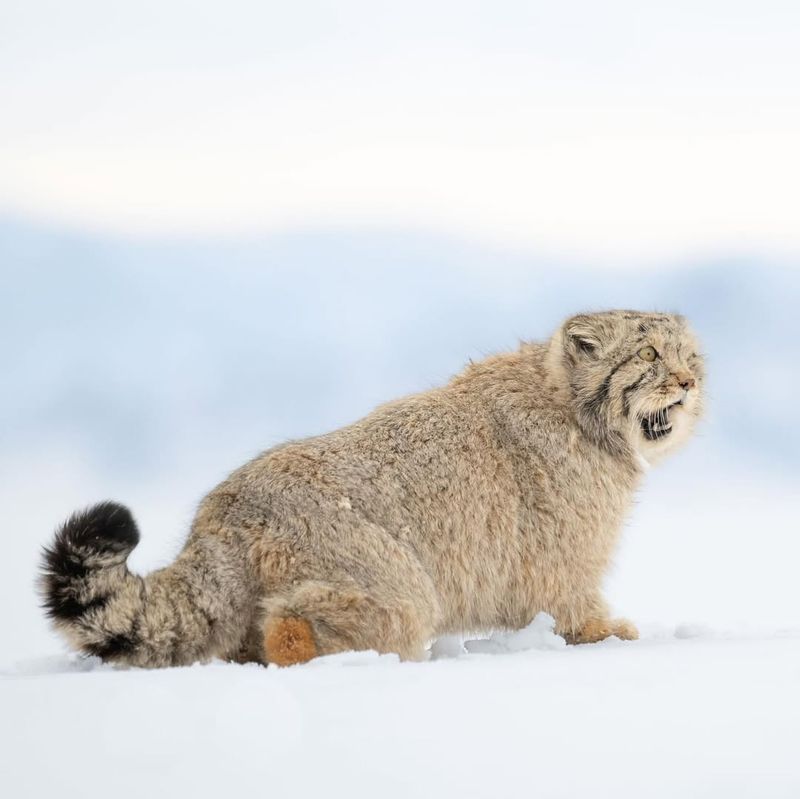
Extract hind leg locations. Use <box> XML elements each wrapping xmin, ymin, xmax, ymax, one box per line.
<box><xmin>263</xmin><ymin>575</ymin><xmax>438</xmax><ymax>665</ymax></box>
<box><xmin>261</xmin><ymin>522</ymin><xmax>441</xmax><ymax>667</ymax></box>
<box><xmin>259</xmin><ymin>511</ymin><xmax>442</xmax><ymax>666</ymax></box>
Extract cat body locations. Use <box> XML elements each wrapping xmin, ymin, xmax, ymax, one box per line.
<box><xmin>41</xmin><ymin>310</ymin><xmax>704</xmax><ymax>667</ymax></box>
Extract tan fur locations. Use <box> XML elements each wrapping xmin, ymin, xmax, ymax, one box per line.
<box><xmin>43</xmin><ymin>310</ymin><xmax>704</xmax><ymax>667</ymax></box>
<box><xmin>564</xmin><ymin>618</ymin><xmax>640</xmax><ymax>645</ymax></box>
<box><xmin>264</xmin><ymin>617</ymin><xmax>318</xmax><ymax>666</ymax></box>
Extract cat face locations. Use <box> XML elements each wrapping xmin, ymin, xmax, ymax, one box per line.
<box><xmin>560</xmin><ymin>311</ymin><xmax>705</xmax><ymax>461</ymax></box>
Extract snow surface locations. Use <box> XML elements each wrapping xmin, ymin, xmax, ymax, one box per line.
<box><xmin>2</xmin><ymin>225</ymin><xmax>798</xmax><ymax>796</ymax></box>
<box><xmin>3</xmin><ymin>614</ymin><xmax>799</xmax><ymax>799</ymax></box>
<box><xmin>2</xmin><ymin>445</ymin><xmax>798</xmax><ymax>799</ymax></box>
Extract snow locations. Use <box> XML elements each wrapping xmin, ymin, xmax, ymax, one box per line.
<box><xmin>430</xmin><ymin>614</ymin><xmax>567</xmax><ymax>659</ymax></box>
<box><xmin>2</xmin><ymin>465</ymin><xmax>798</xmax><ymax>798</ymax></box>
<box><xmin>3</xmin><ymin>620</ymin><xmax>799</xmax><ymax>799</ymax></box>
<box><xmin>1</xmin><ymin>225</ymin><xmax>798</xmax><ymax>796</ymax></box>
<box><xmin>462</xmin><ymin>612</ymin><xmax>567</xmax><ymax>655</ymax></box>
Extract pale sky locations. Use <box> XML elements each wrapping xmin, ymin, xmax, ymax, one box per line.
<box><xmin>2</xmin><ymin>1</ymin><xmax>799</xmax><ymax>257</ymax></box>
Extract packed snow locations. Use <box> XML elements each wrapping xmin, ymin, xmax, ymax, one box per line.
<box><xmin>3</xmin><ymin>614</ymin><xmax>799</xmax><ymax>799</ymax></box>
<box><xmin>2</xmin><ymin>407</ymin><xmax>798</xmax><ymax>799</ymax></box>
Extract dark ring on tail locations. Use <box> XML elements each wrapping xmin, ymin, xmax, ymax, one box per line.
<box><xmin>40</xmin><ymin>501</ymin><xmax>140</xmax><ymax>623</ymax></box>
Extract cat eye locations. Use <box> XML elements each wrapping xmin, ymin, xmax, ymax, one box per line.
<box><xmin>638</xmin><ymin>346</ymin><xmax>658</xmax><ymax>362</ymax></box>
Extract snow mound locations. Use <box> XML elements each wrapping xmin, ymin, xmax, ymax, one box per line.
<box><xmin>429</xmin><ymin>635</ymin><xmax>467</xmax><ymax>659</ymax></box>
<box><xmin>463</xmin><ymin>611</ymin><xmax>566</xmax><ymax>655</ymax></box>
<box><xmin>430</xmin><ymin>612</ymin><xmax>566</xmax><ymax>660</ymax></box>
<box><xmin>674</xmin><ymin>622</ymin><xmax>716</xmax><ymax>639</ymax></box>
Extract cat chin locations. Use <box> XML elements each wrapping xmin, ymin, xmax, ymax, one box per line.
<box><xmin>635</xmin><ymin>408</ymin><xmax>693</xmax><ymax>463</ymax></box>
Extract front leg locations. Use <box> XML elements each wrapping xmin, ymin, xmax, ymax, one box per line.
<box><xmin>562</xmin><ymin>617</ymin><xmax>639</xmax><ymax>644</ymax></box>
<box><xmin>553</xmin><ymin>594</ymin><xmax>639</xmax><ymax>644</ymax></box>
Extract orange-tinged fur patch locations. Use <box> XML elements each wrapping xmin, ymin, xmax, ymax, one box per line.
<box><xmin>264</xmin><ymin>616</ymin><xmax>317</xmax><ymax>666</ymax></box>
<box><xmin>565</xmin><ymin>618</ymin><xmax>639</xmax><ymax>645</ymax></box>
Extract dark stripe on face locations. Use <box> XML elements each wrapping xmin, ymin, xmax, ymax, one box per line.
<box><xmin>622</xmin><ymin>371</ymin><xmax>651</xmax><ymax>417</ymax></box>
<box><xmin>585</xmin><ymin>352</ymin><xmax>636</xmax><ymax>415</ymax></box>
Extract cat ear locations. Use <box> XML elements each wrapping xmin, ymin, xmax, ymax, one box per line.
<box><xmin>564</xmin><ymin>315</ymin><xmax>603</xmax><ymax>359</ymax></box>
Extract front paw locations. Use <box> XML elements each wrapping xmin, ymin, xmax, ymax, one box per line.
<box><xmin>608</xmin><ymin>618</ymin><xmax>639</xmax><ymax>641</ymax></box>
<box><xmin>564</xmin><ymin>617</ymin><xmax>639</xmax><ymax>644</ymax></box>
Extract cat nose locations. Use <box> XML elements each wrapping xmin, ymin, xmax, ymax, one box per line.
<box><xmin>676</xmin><ymin>373</ymin><xmax>696</xmax><ymax>390</ymax></box>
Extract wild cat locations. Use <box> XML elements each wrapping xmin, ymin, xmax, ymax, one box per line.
<box><xmin>41</xmin><ymin>310</ymin><xmax>704</xmax><ymax>667</ymax></box>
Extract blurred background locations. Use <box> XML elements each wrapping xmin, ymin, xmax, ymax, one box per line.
<box><xmin>2</xmin><ymin>1</ymin><xmax>798</xmax><ymax>660</ymax></box>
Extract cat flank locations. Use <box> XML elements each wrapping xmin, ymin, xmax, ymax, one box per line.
<box><xmin>41</xmin><ymin>310</ymin><xmax>704</xmax><ymax>668</ymax></box>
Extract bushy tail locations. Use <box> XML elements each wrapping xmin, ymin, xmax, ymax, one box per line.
<box><xmin>40</xmin><ymin>501</ymin><xmax>252</xmax><ymax>667</ymax></box>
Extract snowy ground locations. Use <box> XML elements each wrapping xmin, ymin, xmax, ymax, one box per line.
<box><xmin>2</xmin><ymin>236</ymin><xmax>799</xmax><ymax>796</ymax></box>
<box><xmin>3</xmin><ymin>615</ymin><xmax>800</xmax><ymax>799</ymax></box>
<box><xmin>2</xmin><ymin>459</ymin><xmax>799</xmax><ymax>798</ymax></box>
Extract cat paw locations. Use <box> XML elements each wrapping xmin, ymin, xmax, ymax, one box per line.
<box><xmin>608</xmin><ymin>618</ymin><xmax>639</xmax><ymax>641</ymax></box>
<box><xmin>564</xmin><ymin>617</ymin><xmax>639</xmax><ymax>644</ymax></box>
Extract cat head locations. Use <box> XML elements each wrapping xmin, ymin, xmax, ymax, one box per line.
<box><xmin>553</xmin><ymin>310</ymin><xmax>705</xmax><ymax>462</ymax></box>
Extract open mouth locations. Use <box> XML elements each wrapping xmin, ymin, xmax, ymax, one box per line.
<box><xmin>640</xmin><ymin>399</ymin><xmax>683</xmax><ymax>441</ymax></box>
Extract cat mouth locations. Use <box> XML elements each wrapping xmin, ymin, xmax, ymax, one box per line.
<box><xmin>640</xmin><ymin>399</ymin><xmax>683</xmax><ymax>441</ymax></box>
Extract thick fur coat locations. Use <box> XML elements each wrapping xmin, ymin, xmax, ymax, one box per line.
<box><xmin>41</xmin><ymin>310</ymin><xmax>704</xmax><ymax>667</ymax></box>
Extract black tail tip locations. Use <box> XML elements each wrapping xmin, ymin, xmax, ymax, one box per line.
<box><xmin>48</xmin><ymin>501</ymin><xmax>140</xmax><ymax>564</ymax></box>
<box><xmin>40</xmin><ymin>502</ymin><xmax>140</xmax><ymax>622</ymax></box>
